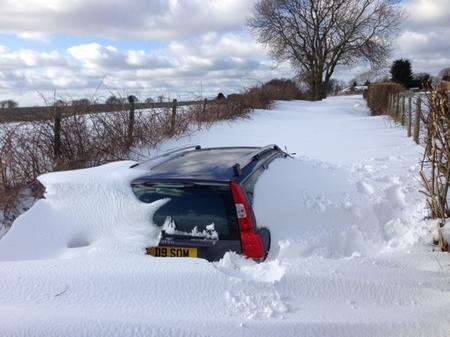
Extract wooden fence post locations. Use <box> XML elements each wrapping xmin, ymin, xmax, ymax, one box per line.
<box><xmin>413</xmin><ymin>97</ymin><xmax>421</xmax><ymax>144</ymax></box>
<box><xmin>53</xmin><ymin>106</ymin><xmax>62</xmax><ymax>165</ymax></box>
<box><xmin>407</xmin><ymin>97</ymin><xmax>412</xmax><ymax>137</ymax></box>
<box><xmin>390</xmin><ymin>94</ymin><xmax>394</xmax><ymax>114</ymax></box>
<box><xmin>202</xmin><ymin>98</ymin><xmax>207</xmax><ymax>114</ymax></box>
<box><xmin>387</xmin><ymin>94</ymin><xmax>392</xmax><ymax>115</ymax></box>
<box><xmin>200</xmin><ymin>98</ymin><xmax>207</xmax><ymax>121</ymax></box>
<box><xmin>171</xmin><ymin>99</ymin><xmax>177</xmax><ymax>134</ymax></box>
<box><xmin>390</xmin><ymin>93</ymin><xmax>396</xmax><ymax>116</ymax></box>
<box><xmin>395</xmin><ymin>93</ymin><xmax>400</xmax><ymax>120</ymax></box>
<box><xmin>127</xmin><ymin>95</ymin><xmax>135</xmax><ymax>146</ymax></box>
<box><xmin>401</xmin><ymin>96</ymin><xmax>406</xmax><ymax>126</ymax></box>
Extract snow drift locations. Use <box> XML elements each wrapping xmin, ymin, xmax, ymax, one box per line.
<box><xmin>0</xmin><ymin>161</ymin><xmax>167</xmax><ymax>261</ymax></box>
<box><xmin>0</xmin><ymin>155</ymin><xmax>424</xmax><ymax>263</ymax></box>
<box><xmin>0</xmin><ymin>96</ymin><xmax>449</xmax><ymax>337</ymax></box>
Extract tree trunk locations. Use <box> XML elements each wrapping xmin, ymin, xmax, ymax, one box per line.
<box><xmin>310</xmin><ymin>76</ymin><xmax>326</xmax><ymax>101</ymax></box>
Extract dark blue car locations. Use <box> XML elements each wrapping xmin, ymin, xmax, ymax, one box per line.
<box><xmin>130</xmin><ymin>145</ymin><xmax>288</xmax><ymax>261</ymax></box>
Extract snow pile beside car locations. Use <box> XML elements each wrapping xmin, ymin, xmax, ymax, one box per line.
<box><xmin>254</xmin><ymin>156</ymin><xmax>429</xmax><ymax>259</ymax></box>
<box><xmin>0</xmin><ymin>161</ymin><xmax>167</xmax><ymax>261</ymax></box>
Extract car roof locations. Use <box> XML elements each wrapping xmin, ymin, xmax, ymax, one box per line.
<box><xmin>131</xmin><ymin>146</ymin><xmax>281</xmax><ymax>182</ymax></box>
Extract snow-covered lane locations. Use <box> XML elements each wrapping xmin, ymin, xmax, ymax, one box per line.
<box><xmin>0</xmin><ymin>95</ymin><xmax>449</xmax><ymax>337</ymax></box>
<box><xmin>150</xmin><ymin>95</ymin><xmax>420</xmax><ymax>166</ymax></box>
<box><xmin>0</xmin><ymin>253</ymin><xmax>449</xmax><ymax>337</ymax></box>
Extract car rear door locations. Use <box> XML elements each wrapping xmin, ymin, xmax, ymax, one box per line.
<box><xmin>131</xmin><ymin>180</ymin><xmax>242</xmax><ymax>261</ymax></box>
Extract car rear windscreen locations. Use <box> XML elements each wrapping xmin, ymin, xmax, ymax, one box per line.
<box><xmin>131</xmin><ymin>182</ymin><xmax>239</xmax><ymax>240</ymax></box>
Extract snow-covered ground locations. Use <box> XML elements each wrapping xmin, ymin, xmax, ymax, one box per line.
<box><xmin>0</xmin><ymin>95</ymin><xmax>449</xmax><ymax>337</ymax></box>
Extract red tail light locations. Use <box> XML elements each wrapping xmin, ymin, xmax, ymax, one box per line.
<box><xmin>230</xmin><ymin>180</ymin><xmax>265</xmax><ymax>260</ymax></box>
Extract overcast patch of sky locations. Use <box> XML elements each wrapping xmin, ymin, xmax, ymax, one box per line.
<box><xmin>0</xmin><ymin>0</ymin><xmax>448</xmax><ymax>106</ymax></box>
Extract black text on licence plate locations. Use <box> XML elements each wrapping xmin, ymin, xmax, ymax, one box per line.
<box><xmin>146</xmin><ymin>246</ymin><xmax>198</xmax><ymax>258</ymax></box>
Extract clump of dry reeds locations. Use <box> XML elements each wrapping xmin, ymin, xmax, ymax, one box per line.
<box><xmin>419</xmin><ymin>84</ymin><xmax>449</xmax><ymax>251</ymax></box>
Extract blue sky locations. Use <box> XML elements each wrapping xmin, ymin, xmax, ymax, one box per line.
<box><xmin>0</xmin><ymin>0</ymin><xmax>449</xmax><ymax>106</ymax></box>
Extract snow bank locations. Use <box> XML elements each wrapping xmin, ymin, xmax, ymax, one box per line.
<box><xmin>254</xmin><ymin>156</ymin><xmax>430</xmax><ymax>259</ymax></box>
<box><xmin>0</xmin><ymin>96</ymin><xmax>449</xmax><ymax>337</ymax></box>
<box><xmin>254</xmin><ymin>157</ymin><xmax>380</xmax><ymax>259</ymax></box>
<box><xmin>0</xmin><ymin>161</ymin><xmax>166</xmax><ymax>261</ymax></box>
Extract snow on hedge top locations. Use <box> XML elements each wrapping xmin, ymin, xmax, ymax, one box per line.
<box><xmin>0</xmin><ymin>161</ymin><xmax>167</xmax><ymax>261</ymax></box>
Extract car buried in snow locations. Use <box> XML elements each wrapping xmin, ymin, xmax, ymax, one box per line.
<box><xmin>130</xmin><ymin>145</ymin><xmax>289</xmax><ymax>262</ymax></box>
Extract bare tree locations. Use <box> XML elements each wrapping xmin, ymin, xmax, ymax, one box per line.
<box><xmin>249</xmin><ymin>0</ymin><xmax>402</xmax><ymax>100</ymax></box>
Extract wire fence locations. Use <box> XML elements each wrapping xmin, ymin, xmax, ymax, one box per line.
<box><xmin>387</xmin><ymin>88</ymin><xmax>449</xmax><ymax>251</ymax></box>
<box><xmin>0</xmin><ymin>98</ymin><xmax>208</xmax><ymax>123</ymax></box>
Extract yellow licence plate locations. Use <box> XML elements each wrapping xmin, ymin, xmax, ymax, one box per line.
<box><xmin>146</xmin><ymin>246</ymin><xmax>198</xmax><ymax>258</ymax></box>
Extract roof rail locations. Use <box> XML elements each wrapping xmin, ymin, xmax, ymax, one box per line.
<box><xmin>130</xmin><ymin>145</ymin><xmax>201</xmax><ymax>169</ymax></box>
<box><xmin>232</xmin><ymin>144</ymin><xmax>281</xmax><ymax>176</ymax></box>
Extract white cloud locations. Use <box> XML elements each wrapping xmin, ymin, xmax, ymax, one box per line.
<box><xmin>0</xmin><ymin>46</ymin><xmax>68</xmax><ymax>70</ymax></box>
<box><xmin>403</xmin><ymin>0</ymin><xmax>450</xmax><ymax>28</ymax></box>
<box><xmin>396</xmin><ymin>31</ymin><xmax>429</xmax><ymax>53</ymax></box>
<box><xmin>0</xmin><ymin>0</ymin><xmax>255</xmax><ymax>40</ymax></box>
<box><xmin>0</xmin><ymin>33</ymin><xmax>290</xmax><ymax>105</ymax></box>
<box><xmin>67</xmin><ymin>43</ymin><xmax>173</xmax><ymax>71</ymax></box>
<box><xmin>16</xmin><ymin>32</ymin><xmax>49</xmax><ymax>42</ymax></box>
<box><xmin>1</xmin><ymin>0</ymin><xmax>449</xmax><ymax>104</ymax></box>
<box><xmin>392</xmin><ymin>0</ymin><xmax>450</xmax><ymax>75</ymax></box>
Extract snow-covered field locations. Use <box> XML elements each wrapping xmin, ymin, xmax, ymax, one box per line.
<box><xmin>0</xmin><ymin>95</ymin><xmax>449</xmax><ymax>337</ymax></box>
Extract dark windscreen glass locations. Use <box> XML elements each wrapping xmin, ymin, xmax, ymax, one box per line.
<box><xmin>132</xmin><ymin>182</ymin><xmax>238</xmax><ymax>240</ymax></box>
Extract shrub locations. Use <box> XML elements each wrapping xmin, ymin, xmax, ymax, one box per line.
<box><xmin>0</xmin><ymin>100</ymin><xmax>18</xmax><ymax>109</ymax></box>
<box><xmin>365</xmin><ymin>82</ymin><xmax>406</xmax><ymax>116</ymax></box>
<box><xmin>391</xmin><ymin>59</ymin><xmax>414</xmax><ymax>88</ymax></box>
<box><xmin>413</xmin><ymin>73</ymin><xmax>432</xmax><ymax>89</ymax></box>
<box><xmin>439</xmin><ymin>67</ymin><xmax>450</xmax><ymax>81</ymax></box>
<box><xmin>259</xmin><ymin>79</ymin><xmax>304</xmax><ymax>101</ymax></box>
<box><xmin>216</xmin><ymin>93</ymin><xmax>225</xmax><ymax>100</ymax></box>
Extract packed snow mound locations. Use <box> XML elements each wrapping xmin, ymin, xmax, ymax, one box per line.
<box><xmin>254</xmin><ymin>157</ymin><xmax>375</xmax><ymax>259</ymax></box>
<box><xmin>0</xmin><ymin>161</ymin><xmax>166</xmax><ymax>261</ymax></box>
<box><xmin>214</xmin><ymin>252</ymin><xmax>286</xmax><ymax>283</ymax></box>
<box><xmin>255</xmin><ymin>157</ymin><xmax>429</xmax><ymax>259</ymax></box>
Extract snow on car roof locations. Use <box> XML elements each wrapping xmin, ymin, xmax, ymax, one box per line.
<box><xmin>135</xmin><ymin>147</ymin><xmax>259</xmax><ymax>181</ymax></box>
